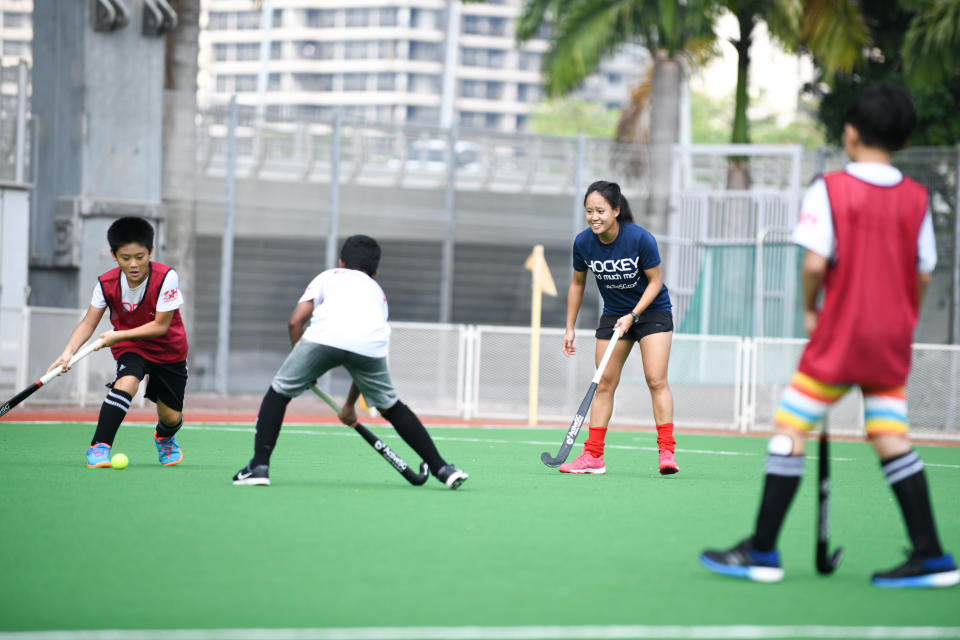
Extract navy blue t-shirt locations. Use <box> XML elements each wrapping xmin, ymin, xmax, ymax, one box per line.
<box><xmin>572</xmin><ymin>222</ymin><xmax>672</xmax><ymax>316</ymax></box>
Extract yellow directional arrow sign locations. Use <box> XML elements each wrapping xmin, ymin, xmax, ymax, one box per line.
<box><xmin>525</xmin><ymin>245</ymin><xmax>557</xmax><ymax>426</ymax></box>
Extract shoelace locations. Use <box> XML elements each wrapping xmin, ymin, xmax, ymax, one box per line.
<box><xmin>157</xmin><ymin>438</ymin><xmax>176</xmax><ymax>455</ymax></box>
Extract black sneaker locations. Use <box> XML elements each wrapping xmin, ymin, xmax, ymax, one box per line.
<box><xmin>699</xmin><ymin>538</ymin><xmax>784</xmax><ymax>583</ymax></box>
<box><xmin>436</xmin><ymin>464</ymin><xmax>468</xmax><ymax>490</ymax></box>
<box><xmin>232</xmin><ymin>463</ymin><xmax>270</xmax><ymax>486</ymax></box>
<box><xmin>872</xmin><ymin>551</ymin><xmax>959</xmax><ymax>588</ymax></box>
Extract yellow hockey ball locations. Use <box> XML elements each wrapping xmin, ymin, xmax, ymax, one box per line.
<box><xmin>111</xmin><ymin>453</ymin><xmax>129</xmax><ymax>470</ymax></box>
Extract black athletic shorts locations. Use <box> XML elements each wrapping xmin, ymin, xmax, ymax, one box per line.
<box><xmin>596</xmin><ymin>309</ymin><xmax>674</xmax><ymax>341</ymax></box>
<box><xmin>109</xmin><ymin>352</ymin><xmax>188</xmax><ymax>412</ymax></box>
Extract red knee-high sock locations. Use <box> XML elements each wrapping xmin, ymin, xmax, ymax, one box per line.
<box><xmin>656</xmin><ymin>423</ymin><xmax>675</xmax><ymax>452</ymax></box>
<box><xmin>583</xmin><ymin>426</ymin><xmax>607</xmax><ymax>457</ymax></box>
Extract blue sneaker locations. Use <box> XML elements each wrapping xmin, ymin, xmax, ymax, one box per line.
<box><xmin>700</xmin><ymin>538</ymin><xmax>784</xmax><ymax>583</ymax></box>
<box><xmin>86</xmin><ymin>442</ymin><xmax>112</xmax><ymax>468</ymax></box>
<box><xmin>154</xmin><ymin>431</ymin><xmax>183</xmax><ymax>466</ymax></box>
<box><xmin>872</xmin><ymin>552</ymin><xmax>959</xmax><ymax>588</ymax></box>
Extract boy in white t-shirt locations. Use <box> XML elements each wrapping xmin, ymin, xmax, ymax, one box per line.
<box><xmin>232</xmin><ymin>235</ymin><xmax>468</xmax><ymax>489</ymax></box>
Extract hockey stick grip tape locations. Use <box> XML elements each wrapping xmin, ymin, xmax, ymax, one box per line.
<box><xmin>38</xmin><ymin>339</ymin><xmax>105</xmax><ymax>386</ymax></box>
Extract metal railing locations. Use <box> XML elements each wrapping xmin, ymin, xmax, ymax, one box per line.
<box><xmin>3</xmin><ymin>306</ymin><xmax>957</xmax><ymax>439</ymax></box>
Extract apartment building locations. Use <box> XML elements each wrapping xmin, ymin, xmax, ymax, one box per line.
<box><xmin>198</xmin><ymin>0</ymin><xmax>647</xmax><ymax>132</ymax></box>
<box><xmin>0</xmin><ymin>0</ymin><xmax>31</xmax><ymax>67</ymax></box>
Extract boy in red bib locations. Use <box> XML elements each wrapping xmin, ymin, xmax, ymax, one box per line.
<box><xmin>49</xmin><ymin>217</ymin><xmax>188</xmax><ymax>468</ymax></box>
<box><xmin>700</xmin><ymin>84</ymin><xmax>957</xmax><ymax>588</ymax></box>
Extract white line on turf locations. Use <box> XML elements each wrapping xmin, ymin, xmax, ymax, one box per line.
<box><xmin>10</xmin><ymin>422</ymin><xmax>960</xmax><ymax>467</ymax></box>
<box><xmin>2</xmin><ymin>626</ymin><xmax>960</xmax><ymax>640</ymax></box>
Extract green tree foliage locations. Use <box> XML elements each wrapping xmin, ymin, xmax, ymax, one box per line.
<box><xmin>527</xmin><ymin>98</ymin><xmax>620</xmax><ymax>138</ymax></box>
<box><xmin>691</xmin><ymin>90</ymin><xmax>825</xmax><ymax>147</ymax></box>
<box><xmin>804</xmin><ymin>0</ymin><xmax>960</xmax><ymax>145</ymax></box>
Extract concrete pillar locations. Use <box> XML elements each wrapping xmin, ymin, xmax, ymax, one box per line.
<box><xmin>162</xmin><ymin>0</ymin><xmax>200</xmax><ymax>340</ymax></box>
<box><xmin>30</xmin><ymin>1</ymin><xmax>170</xmax><ymax>308</ymax></box>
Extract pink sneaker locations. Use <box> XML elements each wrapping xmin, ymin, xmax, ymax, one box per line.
<box><xmin>659</xmin><ymin>449</ymin><xmax>679</xmax><ymax>475</ymax></box>
<box><xmin>559</xmin><ymin>451</ymin><xmax>606</xmax><ymax>474</ymax></box>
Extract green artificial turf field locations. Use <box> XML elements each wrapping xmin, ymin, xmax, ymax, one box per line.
<box><xmin>1</xmin><ymin>421</ymin><xmax>958</xmax><ymax>639</ymax></box>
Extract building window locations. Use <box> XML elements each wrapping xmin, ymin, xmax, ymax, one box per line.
<box><xmin>461</xmin><ymin>80</ymin><xmax>480</xmax><ymax>98</ymax></box>
<box><xmin>268</xmin><ymin>73</ymin><xmax>283</xmax><ymax>91</ymax></box>
<box><xmin>272</xmin><ymin>9</ymin><xmax>283</xmax><ymax>28</ymax></box>
<box><xmin>377</xmin><ymin>73</ymin><xmax>395</xmax><ymax>91</ymax></box>
<box><xmin>376</xmin><ymin>106</ymin><xmax>395</xmax><ymax>123</ymax></box>
<box><xmin>294</xmin><ymin>73</ymin><xmax>333</xmax><ymax>91</ymax></box>
<box><xmin>409</xmin><ymin>41</ymin><xmax>441</xmax><ymax>62</ymax></box>
<box><xmin>379</xmin><ymin>8</ymin><xmax>398</xmax><ymax>27</ymax></box>
<box><xmin>518</xmin><ymin>51</ymin><xmax>540</xmax><ymax>71</ymax></box>
<box><xmin>343</xmin><ymin>106</ymin><xmax>367</xmax><ymax>121</ymax></box>
<box><xmin>344</xmin><ymin>41</ymin><xmax>370</xmax><ymax>59</ymax></box>
<box><xmin>461</xmin><ymin>47</ymin><xmax>504</xmax><ymax>68</ymax></box>
<box><xmin>485</xmin><ymin>113</ymin><xmax>502</xmax><ymax>129</ymax></box>
<box><xmin>345</xmin><ymin>8</ymin><xmax>370</xmax><ymax>28</ymax></box>
<box><xmin>378</xmin><ymin>40</ymin><xmax>396</xmax><ymax>59</ymax></box>
<box><xmin>2</xmin><ymin>40</ymin><xmax>27</xmax><ymax>57</ymax></box>
<box><xmin>208</xmin><ymin>12</ymin><xmax>230</xmax><ymax>30</ymax></box>
<box><xmin>343</xmin><ymin>73</ymin><xmax>368</xmax><ymax>91</ymax></box>
<box><xmin>3</xmin><ymin>12</ymin><xmax>29</xmax><ymax>28</ymax></box>
<box><xmin>410</xmin><ymin>8</ymin><xmax>440</xmax><ymax>30</ymax></box>
<box><xmin>517</xmin><ymin>83</ymin><xmax>543</xmax><ymax>102</ymax></box>
<box><xmin>516</xmin><ymin>114</ymin><xmax>528</xmax><ymax>131</ymax></box>
<box><xmin>215</xmin><ymin>75</ymin><xmax>230</xmax><ymax>92</ymax></box>
<box><xmin>408</xmin><ymin>106</ymin><xmax>439</xmax><ymax>124</ymax></box>
<box><xmin>298</xmin><ymin>41</ymin><xmax>334</xmax><ymax>59</ymax></box>
<box><xmin>236</xmin><ymin>43</ymin><xmax>259</xmax><ymax>61</ymax></box>
<box><xmin>305</xmin><ymin>9</ymin><xmax>336</xmax><ymax>28</ymax></box>
<box><xmin>459</xmin><ymin>111</ymin><xmax>484</xmax><ymax>129</ymax></box>
<box><xmin>463</xmin><ymin>15</ymin><xmax>507</xmax><ymax>37</ymax></box>
<box><xmin>236</xmin><ymin>11</ymin><xmax>260</xmax><ymax>30</ymax></box>
<box><xmin>408</xmin><ymin>73</ymin><xmax>440</xmax><ymax>94</ymax></box>
<box><xmin>235</xmin><ymin>74</ymin><xmax>258</xmax><ymax>92</ymax></box>
<box><xmin>271</xmin><ymin>42</ymin><xmax>283</xmax><ymax>60</ymax></box>
<box><xmin>214</xmin><ymin>43</ymin><xmax>230</xmax><ymax>61</ymax></box>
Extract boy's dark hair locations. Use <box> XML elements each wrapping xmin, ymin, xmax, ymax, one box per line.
<box><xmin>340</xmin><ymin>235</ymin><xmax>381</xmax><ymax>276</ymax></box>
<box><xmin>584</xmin><ymin>180</ymin><xmax>634</xmax><ymax>223</ymax></box>
<box><xmin>844</xmin><ymin>83</ymin><xmax>916</xmax><ymax>152</ymax></box>
<box><xmin>107</xmin><ymin>217</ymin><xmax>155</xmax><ymax>254</ymax></box>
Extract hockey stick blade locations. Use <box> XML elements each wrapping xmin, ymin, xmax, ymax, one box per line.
<box><xmin>540</xmin><ymin>382</ymin><xmax>597</xmax><ymax>467</ymax></box>
<box><xmin>310</xmin><ymin>384</ymin><xmax>429</xmax><ymax>486</ymax></box>
<box><xmin>354</xmin><ymin>423</ymin><xmax>430</xmax><ymax>485</ymax></box>
<box><xmin>541</xmin><ymin>327</ymin><xmax>624</xmax><ymax>468</ymax></box>
<box><xmin>815</xmin><ymin>428</ymin><xmax>843</xmax><ymax>574</ymax></box>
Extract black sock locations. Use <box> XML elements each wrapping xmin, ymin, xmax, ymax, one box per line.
<box><xmin>882</xmin><ymin>450</ymin><xmax>944</xmax><ymax>557</ymax></box>
<box><xmin>752</xmin><ymin>454</ymin><xmax>804</xmax><ymax>552</ymax></box>
<box><xmin>91</xmin><ymin>389</ymin><xmax>133</xmax><ymax>446</ymax></box>
<box><xmin>252</xmin><ymin>386</ymin><xmax>291</xmax><ymax>467</ymax></box>
<box><xmin>379</xmin><ymin>400</ymin><xmax>446</xmax><ymax>474</ymax></box>
<box><xmin>155</xmin><ymin>416</ymin><xmax>183</xmax><ymax>439</ymax></box>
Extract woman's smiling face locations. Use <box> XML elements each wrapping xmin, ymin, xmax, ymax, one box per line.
<box><xmin>584</xmin><ymin>191</ymin><xmax>619</xmax><ymax>240</ymax></box>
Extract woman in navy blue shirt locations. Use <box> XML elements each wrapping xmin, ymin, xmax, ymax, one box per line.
<box><xmin>560</xmin><ymin>180</ymin><xmax>678</xmax><ymax>475</ymax></box>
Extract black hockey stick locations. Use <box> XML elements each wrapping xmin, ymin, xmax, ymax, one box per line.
<box><xmin>816</xmin><ymin>417</ymin><xmax>843</xmax><ymax>574</ymax></box>
<box><xmin>1</xmin><ymin>339</ymin><xmax>104</xmax><ymax>418</ymax></box>
<box><xmin>541</xmin><ymin>326</ymin><xmax>624</xmax><ymax>467</ymax></box>
<box><xmin>310</xmin><ymin>384</ymin><xmax>429</xmax><ymax>486</ymax></box>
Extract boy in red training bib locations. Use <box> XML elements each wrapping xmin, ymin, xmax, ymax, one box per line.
<box><xmin>699</xmin><ymin>84</ymin><xmax>957</xmax><ymax>588</ymax></box>
<box><xmin>48</xmin><ymin>217</ymin><xmax>188</xmax><ymax>469</ymax></box>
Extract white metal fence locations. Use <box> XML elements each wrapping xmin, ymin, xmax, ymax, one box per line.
<box><xmin>3</xmin><ymin>306</ymin><xmax>957</xmax><ymax>440</ymax></box>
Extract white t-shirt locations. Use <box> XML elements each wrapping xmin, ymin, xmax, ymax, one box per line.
<box><xmin>91</xmin><ymin>269</ymin><xmax>184</xmax><ymax>312</ymax></box>
<box><xmin>793</xmin><ymin>162</ymin><xmax>937</xmax><ymax>273</ymax></box>
<box><xmin>299</xmin><ymin>268</ymin><xmax>390</xmax><ymax>358</ymax></box>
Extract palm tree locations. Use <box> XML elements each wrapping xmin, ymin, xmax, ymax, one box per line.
<box><xmin>900</xmin><ymin>0</ymin><xmax>960</xmax><ymax>91</ymax></box>
<box><xmin>516</xmin><ymin>0</ymin><xmax>717</xmax><ymax>233</ymax></box>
